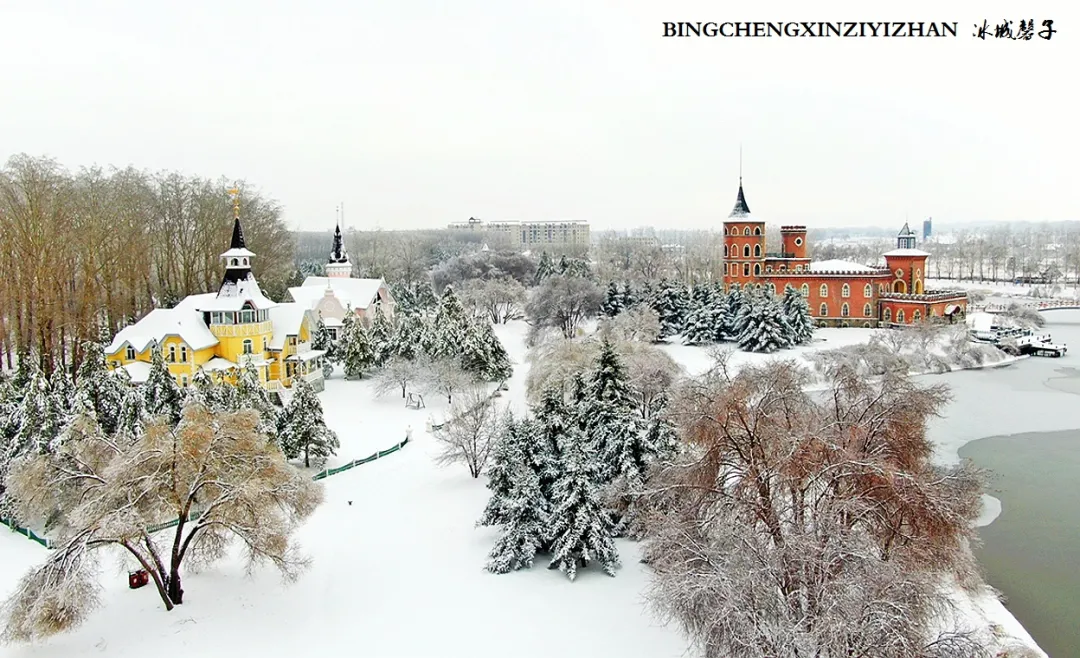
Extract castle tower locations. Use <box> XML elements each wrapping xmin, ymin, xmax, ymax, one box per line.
<box><xmin>326</xmin><ymin>222</ymin><xmax>352</xmax><ymax>279</ymax></box>
<box><xmin>883</xmin><ymin>222</ymin><xmax>930</xmax><ymax>295</ymax></box>
<box><xmin>219</xmin><ymin>194</ymin><xmax>256</xmax><ymax>291</ymax></box>
<box><xmin>722</xmin><ymin>178</ymin><xmax>766</xmax><ymax>289</ymax></box>
<box><xmin>780</xmin><ymin>225</ymin><xmax>808</xmax><ymax>260</ymax></box>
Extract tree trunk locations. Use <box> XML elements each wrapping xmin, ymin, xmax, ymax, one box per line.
<box><xmin>166</xmin><ymin>567</ymin><xmax>184</xmax><ymax>605</ymax></box>
<box><xmin>304</xmin><ymin>444</ymin><xmax>310</xmax><ymax>468</ymax></box>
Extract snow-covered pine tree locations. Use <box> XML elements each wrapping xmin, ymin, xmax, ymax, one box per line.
<box><xmin>486</xmin><ymin>462</ymin><xmax>549</xmax><ymax>574</ymax></box>
<box><xmin>563</xmin><ymin>257</ymin><xmax>592</xmax><ymax>279</ymax></box>
<box><xmin>682</xmin><ymin>302</ymin><xmax>716</xmax><ymax>345</ymax></box>
<box><xmin>460</xmin><ymin>319</ymin><xmax>513</xmax><ymax>382</ymax></box>
<box><xmin>648</xmin><ymin>279</ymin><xmax>685</xmax><ymax>339</ymax></box>
<box><xmin>535</xmin><ymin>251</ymin><xmax>555</xmax><ymax>284</ymax></box>
<box><xmin>369</xmin><ymin>305</ymin><xmax>393</xmax><ymax>367</ymax></box>
<box><xmin>477</xmin><ymin>417</ymin><xmax>525</xmax><ymax>528</ymax></box>
<box><xmin>782</xmin><ymin>284</ymin><xmax>815</xmax><ymax>345</ymax></box>
<box><xmin>424</xmin><ymin>286</ymin><xmax>469</xmax><ymax>360</ymax></box>
<box><xmin>619</xmin><ymin>281</ymin><xmax>636</xmax><ymax>310</ymax></box>
<box><xmin>737</xmin><ymin>295</ymin><xmax>794</xmax><ymax>353</ymax></box>
<box><xmin>338</xmin><ymin>308</ymin><xmax>356</xmax><ymax>363</ymax></box>
<box><xmin>636</xmin><ymin>280</ymin><xmax>655</xmax><ymax>309</ymax></box>
<box><xmin>114</xmin><ymin>371</ymin><xmax>148</xmax><ymax>442</ymax></box>
<box><xmin>143</xmin><ymin>345</ymin><xmax>182</xmax><ymax>425</ymax></box>
<box><xmin>72</xmin><ymin>340</ymin><xmax>126</xmax><ymax>437</ymax></box>
<box><xmin>546</xmin><ymin>428</ymin><xmax>620</xmax><ymax>581</ymax></box>
<box><xmin>531</xmin><ymin>388</ymin><xmax>569</xmax><ymax>506</ymax></box>
<box><xmin>722</xmin><ymin>287</ymin><xmax>747</xmax><ymax>340</ymax></box>
<box><xmin>601</xmin><ymin>281</ymin><xmax>624</xmax><ymax>317</ymax></box>
<box><xmin>557</xmin><ymin>254</ymin><xmax>570</xmax><ymax>275</ymax></box>
<box><xmin>312</xmin><ymin>313</ymin><xmax>335</xmax><ymax>361</ymax></box>
<box><xmin>691</xmin><ymin>283</ymin><xmax>713</xmax><ymax>309</ymax></box>
<box><xmin>343</xmin><ymin>317</ymin><xmax>376</xmax><ymax>379</ymax></box>
<box><xmin>234</xmin><ymin>361</ymin><xmax>280</xmax><ymax>441</ymax></box>
<box><xmin>9</xmin><ymin>370</ymin><xmax>54</xmax><ymax>458</ymax></box>
<box><xmin>412</xmin><ymin>281</ymin><xmax>439</xmax><ymax>315</ymax></box>
<box><xmin>278</xmin><ymin>378</ymin><xmax>339</xmax><ymax>468</ymax></box>
<box><xmin>583</xmin><ymin>338</ymin><xmax>645</xmax><ymax>484</ymax></box>
<box><xmin>387</xmin><ymin>311</ymin><xmax>424</xmax><ymax>361</ymax></box>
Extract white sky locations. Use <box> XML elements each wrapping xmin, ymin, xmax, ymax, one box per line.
<box><xmin>1</xmin><ymin>0</ymin><xmax>1076</xmax><ymax>231</ymax></box>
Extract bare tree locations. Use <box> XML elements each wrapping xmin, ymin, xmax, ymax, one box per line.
<box><xmin>602</xmin><ymin>304</ymin><xmax>662</xmax><ymax>343</ymax></box>
<box><xmin>640</xmin><ymin>359</ymin><xmax>988</xmax><ymax>658</ymax></box>
<box><xmin>525</xmin><ymin>336</ymin><xmax>601</xmax><ymax>404</ymax></box>
<box><xmin>374</xmin><ymin>356</ymin><xmax>429</xmax><ymax>399</ymax></box>
<box><xmin>525</xmin><ymin>274</ymin><xmax>603</xmax><ymax>340</ymax></box>
<box><xmin>619</xmin><ymin>341</ymin><xmax>682</xmax><ymax>418</ymax></box>
<box><xmin>459</xmin><ymin>277</ymin><xmax>527</xmax><ymax>324</ymax></box>
<box><xmin>0</xmin><ymin>405</ymin><xmax>322</xmax><ymax>643</ymax></box>
<box><xmin>432</xmin><ymin>387</ymin><xmax>502</xmax><ymax>478</ymax></box>
<box><xmin>422</xmin><ymin>358</ymin><xmax>475</xmax><ymax>405</ymax></box>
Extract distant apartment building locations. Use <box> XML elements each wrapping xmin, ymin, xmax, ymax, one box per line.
<box><xmin>447</xmin><ymin>217</ymin><xmax>590</xmax><ymax>252</ymax></box>
<box><xmin>923</xmin><ymin>217</ymin><xmax>933</xmax><ymax>240</ymax></box>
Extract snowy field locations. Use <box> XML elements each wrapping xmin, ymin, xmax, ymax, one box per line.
<box><xmin>0</xmin><ymin>321</ymin><xmax>1041</xmax><ymax>657</ymax></box>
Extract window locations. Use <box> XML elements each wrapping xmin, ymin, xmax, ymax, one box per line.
<box><xmin>884</xmin><ymin>308</ymin><xmax>892</xmax><ymax>322</ymax></box>
<box><xmin>801</xmin><ymin>283</ymin><xmax>809</xmax><ymax>296</ymax></box>
<box><xmin>841</xmin><ymin>283</ymin><xmax>850</xmax><ymax>298</ymax></box>
<box><xmin>864</xmin><ymin>322</ymin><xmax>873</xmax><ymax>328</ymax></box>
<box><xmin>743</xmin><ymin>245</ymin><xmax>751</xmax><ymax>258</ymax></box>
<box><xmin>794</xmin><ymin>237</ymin><xmax>803</xmax><ymax>246</ymax></box>
<box><xmin>841</xmin><ymin>303</ymin><xmax>850</xmax><ymax>317</ymax></box>
<box><xmin>181</xmin><ymin>375</ymin><xmax>188</xmax><ymax>387</ymax></box>
<box><xmin>819</xmin><ymin>303</ymin><xmax>828</xmax><ymax>316</ymax></box>
<box><xmin>754</xmin><ymin>227</ymin><xmax>762</xmax><ymax>235</ymax></box>
<box><xmin>779</xmin><ymin>265</ymin><xmax>786</xmax><ymax>272</ymax></box>
<box><xmin>240</xmin><ymin>310</ymin><xmax>254</xmax><ymax>323</ymax></box>
<box><xmin>180</xmin><ymin>346</ymin><xmax>188</xmax><ymax>362</ymax></box>
<box><xmin>125</xmin><ymin>346</ymin><xmax>135</xmax><ymax>360</ymax></box>
<box><xmin>897</xmin><ymin>310</ymin><xmax>906</xmax><ymax>323</ymax></box>
<box><xmin>915</xmin><ymin>268</ymin><xmax>921</xmax><ymax>277</ymax></box>
<box><xmin>243</xmin><ymin>258</ymin><xmax>249</xmax><ymax>266</ymax></box>
<box><xmin>795</xmin><ymin>265</ymin><xmax>802</xmax><ymax>272</ymax></box>
<box><xmin>895</xmin><ymin>269</ymin><xmax>903</xmax><ymax>278</ymax></box>
<box><xmin>765</xmin><ymin>266</ymin><xmax>773</xmax><ymax>273</ymax></box>
<box><xmin>723</xmin><ymin>227</ymin><xmax>728</xmax><ymax>236</ymax></box>
<box><xmin>753</xmin><ymin>263</ymin><xmax>761</xmax><ymax>276</ymax></box>
<box><xmin>754</xmin><ymin>244</ymin><xmax>761</xmax><ymax>257</ymax></box>
<box><xmin>879</xmin><ymin>284</ymin><xmax>886</xmax><ymax>295</ymax></box>
<box><xmin>913</xmin><ymin>310</ymin><xmax>922</xmax><ymax>322</ymax></box>
<box><xmin>168</xmin><ymin>344</ymin><xmax>176</xmax><ymax>363</ymax></box>
<box><xmin>864</xmin><ymin>284</ymin><xmax>872</xmax><ymax>298</ymax></box>
<box><xmin>230</xmin><ymin>258</ymin><xmax>238</xmax><ymax>266</ymax></box>
<box><xmin>819</xmin><ymin>284</ymin><xmax>828</xmax><ymax>297</ymax></box>
<box><xmin>766</xmin><ymin>283</ymin><xmax>776</xmax><ymax>295</ymax></box>
<box><xmin>743</xmin><ymin>263</ymin><xmax>750</xmax><ymax>276</ymax></box>
<box><xmin>723</xmin><ymin>245</ymin><xmax>728</xmax><ymax>257</ymax></box>
<box><xmin>263</xmin><ymin>337</ymin><xmax>268</xmax><ymax>352</ymax></box>
<box><xmin>743</xmin><ymin>227</ymin><xmax>750</xmax><ymax>236</ymax></box>
<box><xmin>243</xmin><ymin>339</ymin><xmax>253</xmax><ymax>354</ymax></box>
<box><xmin>863</xmin><ymin>303</ymin><xmax>872</xmax><ymax>317</ymax></box>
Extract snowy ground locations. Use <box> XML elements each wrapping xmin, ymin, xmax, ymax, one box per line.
<box><xmin>0</xmin><ymin>321</ymin><xmax>1042</xmax><ymax>657</ymax></box>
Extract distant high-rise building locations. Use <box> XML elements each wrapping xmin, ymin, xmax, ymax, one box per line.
<box><xmin>922</xmin><ymin>217</ymin><xmax>932</xmax><ymax>240</ymax></box>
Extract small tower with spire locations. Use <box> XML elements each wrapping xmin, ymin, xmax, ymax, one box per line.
<box><xmin>326</xmin><ymin>220</ymin><xmax>352</xmax><ymax>279</ymax></box>
<box><xmin>220</xmin><ymin>188</ymin><xmax>256</xmax><ymax>291</ymax></box>
<box><xmin>722</xmin><ymin>171</ymin><xmax>766</xmax><ymax>289</ymax></box>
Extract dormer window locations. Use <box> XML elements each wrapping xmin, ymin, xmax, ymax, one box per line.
<box><xmin>125</xmin><ymin>346</ymin><xmax>135</xmax><ymax>360</ymax></box>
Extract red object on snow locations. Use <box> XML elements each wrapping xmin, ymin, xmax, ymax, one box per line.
<box><xmin>128</xmin><ymin>570</ymin><xmax>149</xmax><ymax>589</ymax></box>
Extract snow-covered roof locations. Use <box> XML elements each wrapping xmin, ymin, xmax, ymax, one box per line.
<box><xmin>189</xmin><ymin>274</ymin><xmax>278</xmax><ymax>312</ymax></box>
<box><xmin>882</xmin><ymin>248</ymin><xmax>930</xmax><ymax>257</ymax></box>
<box><xmin>966</xmin><ymin>312</ymin><xmax>995</xmax><ymax>332</ymax></box>
<box><xmin>106</xmin><ymin>308</ymin><xmax>218</xmax><ymax>355</ymax></box>
<box><xmin>120</xmin><ymin>361</ymin><xmax>151</xmax><ymax>383</ymax></box>
<box><xmin>286</xmin><ymin>349</ymin><xmax>327</xmax><ymax>362</ymax></box>
<box><xmin>809</xmin><ymin>259</ymin><xmax>878</xmax><ymax>274</ymax></box>
<box><xmin>200</xmin><ymin>357</ymin><xmax>238</xmax><ymax>372</ymax></box>
<box><xmin>288</xmin><ymin>277</ymin><xmax>388</xmax><ymax>312</ymax></box>
<box><xmin>268</xmin><ymin>303</ymin><xmax>310</xmax><ymax>350</ymax></box>
<box><xmin>323</xmin><ymin>317</ymin><xmax>343</xmax><ymax>327</ymax></box>
<box><xmin>221</xmin><ymin>247</ymin><xmax>256</xmax><ymax>259</ymax></box>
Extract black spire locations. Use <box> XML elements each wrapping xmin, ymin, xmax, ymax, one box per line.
<box><xmin>329</xmin><ymin>223</ymin><xmax>349</xmax><ymax>264</ymax></box>
<box><xmin>229</xmin><ymin>216</ymin><xmax>246</xmax><ymax>249</ymax></box>
<box><xmin>729</xmin><ymin>178</ymin><xmax>752</xmax><ymax>217</ymax></box>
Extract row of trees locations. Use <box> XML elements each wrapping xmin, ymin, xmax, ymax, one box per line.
<box><xmin>0</xmin><ymin>154</ymin><xmax>295</xmax><ymax>376</ymax></box>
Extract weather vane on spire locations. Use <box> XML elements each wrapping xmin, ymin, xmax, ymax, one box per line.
<box><xmin>227</xmin><ymin>186</ymin><xmax>241</xmax><ymax>219</ymax></box>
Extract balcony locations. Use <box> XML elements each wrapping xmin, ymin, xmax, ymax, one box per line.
<box><xmin>210</xmin><ymin>320</ymin><xmax>273</xmax><ymax>338</ymax></box>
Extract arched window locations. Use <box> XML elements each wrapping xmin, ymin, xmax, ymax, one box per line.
<box><xmin>754</xmin><ymin>244</ymin><xmax>762</xmax><ymax>257</ymax></box>
<box><xmin>914</xmin><ymin>279</ymin><xmax>924</xmax><ymax>294</ymax></box>
<box><xmin>230</xmin><ymin>258</ymin><xmax>238</xmax><ymax>266</ymax></box>
<box><xmin>913</xmin><ymin>310</ymin><xmax>922</xmax><ymax>322</ymax></box>
<box><xmin>801</xmin><ymin>283</ymin><xmax>809</xmax><ymax>296</ymax></box>
<box><xmin>743</xmin><ymin>227</ymin><xmax>751</xmax><ymax>236</ymax></box>
<box><xmin>819</xmin><ymin>303</ymin><xmax>828</xmax><ymax>316</ymax></box>
<box><xmin>754</xmin><ymin>226</ymin><xmax>762</xmax><ymax>235</ymax></box>
<box><xmin>753</xmin><ymin>263</ymin><xmax>761</xmax><ymax>276</ymax></box>
<box><xmin>864</xmin><ymin>283</ymin><xmax>873</xmax><ymax>297</ymax></box>
<box><xmin>884</xmin><ymin>308</ymin><xmax>892</xmax><ymax>322</ymax></box>
<box><xmin>766</xmin><ymin>283</ymin><xmax>776</xmax><ymax>295</ymax></box>
<box><xmin>864</xmin><ymin>322</ymin><xmax>873</xmax><ymax>328</ymax></box>
<box><xmin>723</xmin><ymin>245</ymin><xmax>729</xmax><ymax>257</ymax></box>
<box><xmin>841</xmin><ymin>303</ymin><xmax>850</xmax><ymax>317</ymax></box>
<box><xmin>723</xmin><ymin>227</ymin><xmax>728</xmax><ymax>236</ymax></box>
<box><xmin>125</xmin><ymin>346</ymin><xmax>135</xmax><ymax>360</ymax></box>
<box><xmin>863</xmin><ymin>303</ymin><xmax>872</xmax><ymax>317</ymax></box>
<box><xmin>180</xmin><ymin>346</ymin><xmax>188</xmax><ymax>362</ymax></box>
<box><xmin>779</xmin><ymin>265</ymin><xmax>786</xmax><ymax>272</ymax></box>
<box><xmin>841</xmin><ymin>283</ymin><xmax>850</xmax><ymax>298</ymax></box>
<box><xmin>897</xmin><ymin>310</ymin><xmax>906</xmax><ymax>323</ymax></box>
<box><xmin>167</xmin><ymin>344</ymin><xmax>176</xmax><ymax>363</ymax></box>
<box><xmin>819</xmin><ymin>284</ymin><xmax>828</xmax><ymax>298</ymax></box>
<box><xmin>765</xmin><ymin>265</ymin><xmax>773</xmax><ymax>273</ymax></box>
<box><xmin>795</xmin><ymin>265</ymin><xmax>802</xmax><ymax>272</ymax></box>
<box><xmin>243</xmin><ymin>339</ymin><xmax>253</xmax><ymax>354</ymax></box>
<box><xmin>892</xmin><ymin>280</ymin><xmax>907</xmax><ymax>294</ymax></box>
<box><xmin>243</xmin><ymin>257</ymin><xmax>249</xmax><ymax>266</ymax></box>
<box><xmin>743</xmin><ymin>263</ymin><xmax>750</xmax><ymax>276</ymax></box>
<box><xmin>743</xmin><ymin>245</ymin><xmax>751</xmax><ymax>258</ymax></box>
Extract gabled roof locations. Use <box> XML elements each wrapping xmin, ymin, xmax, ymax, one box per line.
<box><xmin>201</xmin><ymin>273</ymin><xmax>278</xmax><ymax>312</ymax></box>
<box><xmin>809</xmin><ymin>259</ymin><xmax>878</xmax><ymax>274</ymax></box>
<box><xmin>119</xmin><ymin>361</ymin><xmax>152</xmax><ymax>383</ymax></box>
<box><xmin>288</xmin><ymin>277</ymin><xmax>390</xmax><ymax>312</ymax></box>
<box><xmin>105</xmin><ymin>308</ymin><xmax>218</xmax><ymax>355</ymax></box>
<box><xmin>898</xmin><ymin>222</ymin><xmax>917</xmax><ymax>237</ymax></box>
<box><xmin>268</xmin><ymin>303</ymin><xmax>310</xmax><ymax>350</ymax></box>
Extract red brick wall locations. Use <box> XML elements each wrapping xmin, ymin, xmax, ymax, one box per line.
<box><xmin>723</xmin><ymin>221</ymin><xmax>766</xmax><ymax>287</ymax></box>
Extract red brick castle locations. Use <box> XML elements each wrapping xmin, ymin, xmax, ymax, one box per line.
<box><xmin>721</xmin><ymin>179</ymin><xmax>968</xmax><ymax>327</ymax></box>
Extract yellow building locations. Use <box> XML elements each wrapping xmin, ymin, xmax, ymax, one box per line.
<box><xmin>105</xmin><ymin>200</ymin><xmax>326</xmax><ymax>400</ymax></box>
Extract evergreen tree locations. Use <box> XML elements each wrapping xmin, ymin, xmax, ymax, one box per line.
<box><xmin>486</xmin><ymin>463</ymin><xmax>549</xmax><ymax>574</ymax></box>
<box><xmin>582</xmin><ymin>338</ymin><xmax>644</xmax><ymax>484</ymax></box>
<box><xmin>234</xmin><ymin>362</ymin><xmax>280</xmax><ymax>441</ymax></box>
<box><xmin>343</xmin><ymin>317</ymin><xmax>376</xmax><ymax>379</ymax></box>
<box><xmin>10</xmin><ymin>369</ymin><xmax>63</xmax><ymax>457</ymax></box>
<box><xmin>737</xmin><ymin>296</ymin><xmax>794</xmax><ymax>353</ymax></box>
<box><xmin>143</xmin><ymin>345</ymin><xmax>182</xmax><ymax>425</ymax></box>
<box><xmin>722</xmin><ymin>287</ymin><xmax>746</xmax><ymax>339</ymax></box>
<box><xmin>411</xmin><ymin>281</ymin><xmax>439</xmax><ymax>314</ymax></box>
<box><xmin>311</xmin><ymin>313</ymin><xmax>336</xmax><ymax>372</ymax></box>
<box><xmin>782</xmin><ymin>284</ymin><xmax>815</xmax><ymax>345</ymax></box>
<box><xmin>601</xmin><ymin>281</ymin><xmax>624</xmax><ymax>317</ymax></box>
<box><xmin>531</xmin><ymin>389</ymin><xmax>570</xmax><ymax>505</ymax></box>
<box><xmin>387</xmin><ymin>311</ymin><xmax>424</xmax><ymax>361</ymax></box>
<box><xmin>278</xmin><ymin>378</ymin><xmax>339</xmax><ymax>468</ymax></box>
<box><xmin>557</xmin><ymin>254</ymin><xmax>570</xmax><ymax>275</ymax></box>
<box><xmin>460</xmin><ymin>320</ymin><xmax>513</xmax><ymax>382</ymax></box>
<box><xmin>369</xmin><ymin>305</ymin><xmax>393</xmax><ymax>367</ymax></box>
<box><xmin>546</xmin><ymin>430</ymin><xmax>620</xmax><ymax>581</ymax></box>
<box><xmin>620</xmin><ymin>281</ymin><xmax>636</xmax><ymax>310</ymax></box>
<box><xmin>115</xmin><ymin>378</ymin><xmax>148</xmax><ymax>442</ymax></box>
<box><xmin>72</xmin><ymin>340</ymin><xmax>126</xmax><ymax>436</ymax></box>
<box><xmin>427</xmin><ymin>286</ymin><xmax>469</xmax><ymax>359</ymax></box>
<box><xmin>534</xmin><ymin>251</ymin><xmax>555</xmax><ymax>284</ymax></box>
<box><xmin>682</xmin><ymin>302</ymin><xmax>717</xmax><ymax>345</ymax></box>
<box><xmin>691</xmin><ymin>283</ymin><xmax>713</xmax><ymax>309</ymax></box>
<box><xmin>477</xmin><ymin>417</ymin><xmax>525</xmax><ymax>528</ymax></box>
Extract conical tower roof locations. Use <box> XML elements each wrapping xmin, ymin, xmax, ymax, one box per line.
<box><xmin>728</xmin><ymin>178</ymin><xmax>753</xmax><ymax>219</ymax></box>
<box><xmin>229</xmin><ymin>216</ymin><xmax>246</xmax><ymax>249</ymax></box>
<box><xmin>329</xmin><ymin>223</ymin><xmax>349</xmax><ymax>264</ymax></box>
